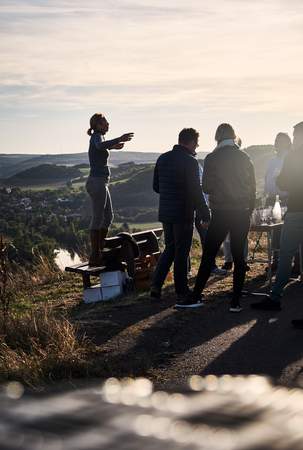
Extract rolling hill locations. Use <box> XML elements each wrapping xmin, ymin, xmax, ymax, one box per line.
<box><xmin>5</xmin><ymin>164</ymin><xmax>82</xmax><ymax>186</ymax></box>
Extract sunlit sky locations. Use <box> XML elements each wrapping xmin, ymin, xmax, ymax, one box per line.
<box><xmin>1</xmin><ymin>0</ymin><xmax>303</xmax><ymax>154</ymax></box>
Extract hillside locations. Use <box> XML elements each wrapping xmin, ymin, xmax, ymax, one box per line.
<box><xmin>6</xmin><ymin>164</ymin><xmax>82</xmax><ymax>186</ymax></box>
<box><xmin>0</xmin><ymin>152</ymin><xmax>161</xmax><ymax>178</ymax></box>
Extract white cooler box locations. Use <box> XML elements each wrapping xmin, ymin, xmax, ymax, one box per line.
<box><xmin>83</xmin><ymin>271</ymin><xmax>127</xmax><ymax>304</ymax></box>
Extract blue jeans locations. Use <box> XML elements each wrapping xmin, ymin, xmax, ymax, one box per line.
<box><xmin>152</xmin><ymin>222</ymin><xmax>193</xmax><ymax>295</ymax></box>
<box><xmin>271</xmin><ymin>212</ymin><xmax>303</xmax><ymax>299</ymax></box>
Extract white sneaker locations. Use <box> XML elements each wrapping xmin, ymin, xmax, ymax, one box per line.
<box><xmin>229</xmin><ymin>305</ymin><xmax>243</xmax><ymax>313</ymax></box>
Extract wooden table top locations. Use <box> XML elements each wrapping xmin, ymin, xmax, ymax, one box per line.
<box><xmin>250</xmin><ymin>222</ymin><xmax>283</xmax><ymax>232</ymax></box>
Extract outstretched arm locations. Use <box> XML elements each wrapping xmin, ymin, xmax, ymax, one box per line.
<box><xmin>93</xmin><ymin>133</ymin><xmax>134</xmax><ymax>151</ymax></box>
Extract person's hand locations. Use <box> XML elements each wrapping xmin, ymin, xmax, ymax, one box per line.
<box><xmin>110</xmin><ymin>143</ymin><xmax>125</xmax><ymax>150</ymax></box>
<box><xmin>120</xmin><ymin>132</ymin><xmax>134</xmax><ymax>142</ymax></box>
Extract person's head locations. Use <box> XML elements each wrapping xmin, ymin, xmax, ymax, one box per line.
<box><xmin>274</xmin><ymin>132</ymin><xmax>291</xmax><ymax>155</ymax></box>
<box><xmin>215</xmin><ymin>123</ymin><xmax>236</xmax><ymax>143</ymax></box>
<box><xmin>178</xmin><ymin>128</ymin><xmax>199</xmax><ymax>154</ymax></box>
<box><xmin>293</xmin><ymin>122</ymin><xmax>303</xmax><ymax>150</ymax></box>
<box><xmin>87</xmin><ymin>113</ymin><xmax>109</xmax><ymax>136</ymax></box>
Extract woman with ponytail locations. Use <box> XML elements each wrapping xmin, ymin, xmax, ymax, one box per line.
<box><xmin>86</xmin><ymin>113</ymin><xmax>134</xmax><ymax>266</ymax></box>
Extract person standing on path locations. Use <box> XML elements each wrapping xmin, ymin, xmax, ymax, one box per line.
<box><xmin>151</xmin><ymin>128</ymin><xmax>210</xmax><ymax>303</ymax></box>
<box><xmin>176</xmin><ymin>124</ymin><xmax>256</xmax><ymax>312</ymax></box>
<box><xmin>86</xmin><ymin>113</ymin><xmax>134</xmax><ymax>266</ymax></box>
<box><xmin>252</xmin><ymin>122</ymin><xmax>303</xmax><ymax>313</ymax></box>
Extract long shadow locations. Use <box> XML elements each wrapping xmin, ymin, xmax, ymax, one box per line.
<box><xmin>201</xmin><ymin>282</ymin><xmax>303</xmax><ymax>385</ymax></box>
<box><xmin>69</xmin><ymin>284</ymin><xmax>177</xmax><ymax>347</ymax></box>
<box><xmin>97</xmin><ymin>292</ymin><xmax>262</xmax><ymax>380</ymax></box>
<box><xmin>68</xmin><ymin>268</ymin><xmax>234</xmax><ymax>348</ymax></box>
<box><xmin>98</xmin><ymin>275</ymin><xmax>303</xmax><ymax>385</ymax></box>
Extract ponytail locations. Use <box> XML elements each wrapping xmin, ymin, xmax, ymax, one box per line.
<box><xmin>87</xmin><ymin>113</ymin><xmax>104</xmax><ymax>136</ymax></box>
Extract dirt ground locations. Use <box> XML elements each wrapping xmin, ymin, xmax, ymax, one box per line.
<box><xmin>72</xmin><ymin>257</ymin><xmax>303</xmax><ymax>389</ymax></box>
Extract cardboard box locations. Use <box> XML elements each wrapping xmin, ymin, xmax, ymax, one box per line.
<box><xmin>83</xmin><ymin>284</ymin><xmax>103</xmax><ymax>304</ymax></box>
<box><xmin>100</xmin><ymin>284</ymin><xmax>123</xmax><ymax>301</ymax></box>
<box><xmin>100</xmin><ymin>271</ymin><xmax>126</xmax><ymax>287</ymax></box>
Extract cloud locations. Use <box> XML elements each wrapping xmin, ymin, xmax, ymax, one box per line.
<box><xmin>1</xmin><ymin>0</ymin><xmax>303</xmax><ymax>152</ymax></box>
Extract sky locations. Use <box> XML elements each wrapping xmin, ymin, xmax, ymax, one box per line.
<box><xmin>1</xmin><ymin>0</ymin><xmax>303</xmax><ymax>154</ymax></box>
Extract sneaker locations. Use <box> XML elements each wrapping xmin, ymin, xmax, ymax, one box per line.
<box><xmin>222</xmin><ymin>262</ymin><xmax>233</xmax><ymax>271</ymax></box>
<box><xmin>175</xmin><ymin>294</ymin><xmax>204</xmax><ymax>309</ymax></box>
<box><xmin>291</xmin><ymin>266</ymin><xmax>300</xmax><ymax>278</ymax></box>
<box><xmin>229</xmin><ymin>302</ymin><xmax>243</xmax><ymax>313</ymax></box>
<box><xmin>211</xmin><ymin>267</ymin><xmax>227</xmax><ymax>276</ymax></box>
<box><xmin>150</xmin><ymin>287</ymin><xmax>161</xmax><ymax>300</ymax></box>
<box><xmin>291</xmin><ymin>319</ymin><xmax>303</xmax><ymax>330</ymax></box>
<box><xmin>251</xmin><ymin>298</ymin><xmax>281</xmax><ymax>311</ymax></box>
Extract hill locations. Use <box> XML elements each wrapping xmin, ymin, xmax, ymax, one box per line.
<box><xmin>5</xmin><ymin>164</ymin><xmax>82</xmax><ymax>186</ymax></box>
<box><xmin>0</xmin><ymin>152</ymin><xmax>161</xmax><ymax>179</ymax></box>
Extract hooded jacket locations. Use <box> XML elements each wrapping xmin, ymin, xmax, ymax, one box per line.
<box><xmin>202</xmin><ymin>142</ymin><xmax>256</xmax><ymax>212</ymax></box>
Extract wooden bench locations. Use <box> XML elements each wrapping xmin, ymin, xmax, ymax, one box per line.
<box><xmin>65</xmin><ymin>228</ymin><xmax>163</xmax><ymax>289</ymax></box>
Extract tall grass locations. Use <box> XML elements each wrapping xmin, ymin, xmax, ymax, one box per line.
<box><xmin>0</xmin><ymin>240</ymin><xmax>96</xmax><ymax>386</ymax></box>
<box><xmin>0</xmin><ymin>307</ymin><xmax>94</xmax><ymax>386</ymax></box>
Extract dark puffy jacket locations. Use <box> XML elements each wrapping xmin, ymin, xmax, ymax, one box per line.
<box><xmin>276</xmin><ymin>148</ymin><xmax>303</xmax><ymax>212</ymax></box>
<box><xmin>153</xmin><ymin>145</ymin><xmax>210</xmax><ymax>224</ymax></box>
<box><xmin>202</xmin><ymin>145</ymin><xmax>256</xmax><ymax>211</ymax></box>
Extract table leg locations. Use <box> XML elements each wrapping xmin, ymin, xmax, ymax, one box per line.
<box><xmin>267</xmin><ymin>230</ymin><xmax>273</xmax><ymax>292</ymax></box>
<box><xmin>300</xmin><ymin>245</ymin><xmax>303</xmax><ymax>283</ymax></box>
<box><xmin>82</xmin><ymin>273</ymin><xmax>91</xmax><ymax>289</ymax></box>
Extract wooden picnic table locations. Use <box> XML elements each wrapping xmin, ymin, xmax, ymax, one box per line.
<box><xmin>248</xmin><ymin>222</ymin><xmax>303</xmax><ymax>295</ymax></box>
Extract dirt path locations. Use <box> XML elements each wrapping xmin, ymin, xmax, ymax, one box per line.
<box><xmin>73</xmin><ymin>264</ymin><xmax>303</xmax><ymax>388</ymax></box>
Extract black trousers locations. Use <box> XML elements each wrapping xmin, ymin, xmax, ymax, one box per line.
<box><xmin>193</xmin><ymin>210</ymin><xmax>251</xmax><ymax>300</ymax></box>
<box><xmin>152</xmin><ymin>222</ymin><xmax>193</xmax><ymax>295</ymax></box>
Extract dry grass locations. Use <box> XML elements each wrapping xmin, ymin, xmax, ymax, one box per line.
<box><xmin>0</xmin><ymin>247</ymin><xmax>97</xmax><ymax>387</ymax></box>
<box><xmin>0</xmin><ymin>306</ymin><xmax>96</xmax><ymax>386</ymax></box>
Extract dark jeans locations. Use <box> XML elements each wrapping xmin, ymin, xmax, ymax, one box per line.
<box><xmin>152</xmin><ymin>222</ymin><xmax>193</xmax><ymax>295</ymax></box>
<box><xmin>194</xmin><ymin>210</ymin><xmax>251</xmax><ymax>300</ymax></box>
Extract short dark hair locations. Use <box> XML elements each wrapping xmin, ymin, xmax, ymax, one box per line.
<box><xmin>215</xmin><ymin>123</ymin><xmax>236</xmax><ymax>143</ymax></box>
<box><xmin>178</xmin><ymin>128</ymin><xmax>199</xmax><ymax>145</ymax></box>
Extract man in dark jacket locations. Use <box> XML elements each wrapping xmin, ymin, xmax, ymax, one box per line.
<box><xmin>177</xmin><ymin>124</ymin><xmax>256</xmax><ymax>312</ymax></box>
<box><xmin>151</xmin><ymin>128</ymin><xmax>210</xmax><ymax>303</ymax></box>
<box><xmin>252</xmin><ymin>121</ymin><xmax>303</xmax><ymax>315</ymax></box>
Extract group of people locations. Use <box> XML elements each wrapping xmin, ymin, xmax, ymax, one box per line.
<box><xmin>85</xmin><ymin>112</ymin><xmax>303</xmax><ymax>325</ymax></box>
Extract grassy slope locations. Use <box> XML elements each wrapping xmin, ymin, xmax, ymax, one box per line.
<box><xmin>4</xmin><ymin>236</ymin><xmax>302</xmax><ymax>389</ymax></box>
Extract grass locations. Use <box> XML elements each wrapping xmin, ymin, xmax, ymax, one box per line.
<box><xmin>114</xmin><ymin>222</ymin><xmax>161</xmax><ymax>231</ymax></box>
<box><xmin>0</xmin><ymin>233</ymin><xmax>270</xmax><ymax>388</ymax></box>
<box><xmin>0</xmin><ymin>307</ymin><xmax>93</xmax><ymax>386</ymax></box>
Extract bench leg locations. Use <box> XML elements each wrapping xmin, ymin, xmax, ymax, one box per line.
<box><xmin>120</xmin><ymin>241</ymin><xmax>136</xmax><ymax>278</ymax></box>
<box><xmin>82</xmin><ymin>273</ymin><xmax>91</xmax><ymax>289</ymax></box>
